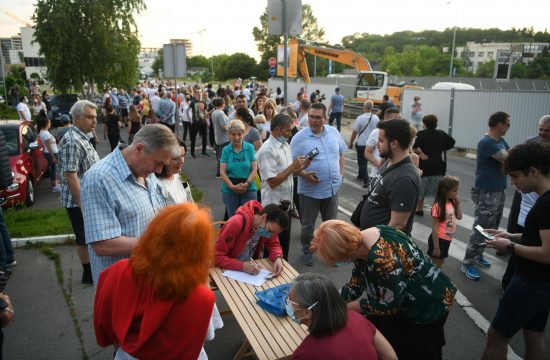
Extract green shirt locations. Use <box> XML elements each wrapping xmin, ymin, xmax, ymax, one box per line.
<box><xmin>341</xmin><ymin>225</ymin><xmax>456</xmax><ymax>325</ymax></box>
<box><xmin>220</xmin><ymin>141</ymin><xmax>257</xmax><ymax>193</ymax></box>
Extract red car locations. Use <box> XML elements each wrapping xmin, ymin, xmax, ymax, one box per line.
<box><xmin>0</xmin><ymin>120</ymin><xmax>48</xmax><ymax>207</ymax></box>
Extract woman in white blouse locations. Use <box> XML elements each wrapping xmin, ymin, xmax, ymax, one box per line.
<box><xmin>156</xmin><ymin>145</ymin><xmax>193</xmax><ymax>204</ymax></box>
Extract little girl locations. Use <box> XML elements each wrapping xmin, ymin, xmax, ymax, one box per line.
<box><xmin>428</xmin><ymin>176</ymin><xmax>462</xmax><ymax>267</ymax></box>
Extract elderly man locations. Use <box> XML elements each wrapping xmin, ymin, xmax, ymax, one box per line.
<box><xmin>59</xmin><ymin>100</ymin><xmax>100</xmax><ymax>284</ymax></box>
<box><xmin>156</xmin><ymin>91</ymin><xmax>176</xmax><ymax>132</ymax></box>
<box><xmin>81</xmin><ymin>124</ymin><xmax>179</xmax><ymax>284</ymax></box>
<box><xmin>257</xmin><ymin>113</ymin><xmax>306</xmax><ymax>260</ymax></box>
<box><xmin>290</xmin><ymin>102</ymin><xmax>347</xmax><ymax>266</ymax></box>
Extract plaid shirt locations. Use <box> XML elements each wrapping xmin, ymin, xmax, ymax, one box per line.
<box><xmin>80</xmin><ymin>147</ymin><xmax>168</xmax><ymax>284</ymax></box>
<box><xmin>59</xmin><ymin>127</ymin><xmax>100</xmax><ymax>208</ymax></box>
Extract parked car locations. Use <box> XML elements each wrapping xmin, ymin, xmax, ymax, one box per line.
<box><xmin>51</xmin><ymin>93</ymin><xmax>79</xmax><ymax>127</ymax></box>
<box><xmin>0</xmin><ymin>120</ymin><xmax>48</xmax><ymax>207</ymax></box>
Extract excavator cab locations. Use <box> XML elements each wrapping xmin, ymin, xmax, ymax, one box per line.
<box><xmin>355</xmin><ymin>71</ymin><xmax>388</xmax><ymax>104</ymax></box>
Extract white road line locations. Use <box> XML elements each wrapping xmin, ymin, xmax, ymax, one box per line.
<box><xmin>337</xmin><ymin>204</ymin><xmax>522</xmax><ymax>360</ymax></box>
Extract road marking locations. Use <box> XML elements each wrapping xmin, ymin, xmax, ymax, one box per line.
<box><xmin>337</xmin><ymin>204</ymin><xmax>522</xmax><ymax>360</ymax></box>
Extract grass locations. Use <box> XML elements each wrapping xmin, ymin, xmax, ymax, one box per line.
<box><xmin>4</xmin><ymin>208</ymin><xmax>72</xmax><ymax>237</ymax></box>
<box><xmin>0</xmin><ymin>103</ymin><xmax>18</xmax><ymax>120</ymax></box>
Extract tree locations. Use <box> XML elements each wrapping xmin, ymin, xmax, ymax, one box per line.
<box><xmin>526</xmin><ymin>47</ymin><xmax>550</xmax><ymax>79</ymax></box>
<box><xmin>33</xmin><ymin>0</ymin><xmax>145</xmax><ymax>93</ymax></box>
<box><xmin>252</xmin><ymin>4</ymin><xmax>325</xmax><ymax>78</ymax></box>
<box><xmin>151</xmin><ymin>49</ymin><xmax>163</xmax><ymax>78</ymax></box>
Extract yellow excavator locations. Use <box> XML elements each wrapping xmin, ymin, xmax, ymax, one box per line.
<box><xmin>288</xmin><ymin>37</ymin><xmax>422</xmax><ymax>108</ymax></box>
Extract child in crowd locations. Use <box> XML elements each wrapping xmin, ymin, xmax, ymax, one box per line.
<box><xmin>37</xmin><ymin>116</ymin><xmax>61</xmax><ymax>192</ymax></box>
<box><xmin>428</xmin><ymin>176</ymin><xmax>462</xmax><ymax>267</ymax></box>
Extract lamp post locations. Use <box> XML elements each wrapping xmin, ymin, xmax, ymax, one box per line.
<box><xmin>449</xmin><ymin>26</ymin><xmax>457</xmax><ymax>77</ymax></box>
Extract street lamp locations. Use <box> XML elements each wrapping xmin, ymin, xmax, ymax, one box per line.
<box><xmin>447</xmin><ymin>1</ymin><xmax>457</xmax><ymax>77</ymax></box>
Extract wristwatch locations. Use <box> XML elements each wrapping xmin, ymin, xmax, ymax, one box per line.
<box><xmin>507</xmin><ymin>242</ymin><xmax>515</xmax><ymax>255</ymax></box>
<box><xmin>245</xmin><ymin>180</ymin><xmax>251</xmax><ymax>187</ymax></box>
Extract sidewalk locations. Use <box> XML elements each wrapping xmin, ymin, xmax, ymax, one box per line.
<box><xmin>3</xmin><ymin>119</ymin><xmax>483</xmax><ymax>359</ymax></box>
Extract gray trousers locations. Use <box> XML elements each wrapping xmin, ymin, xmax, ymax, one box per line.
<box><xmin>463</xmin><ymin>187</ymin><xmax>505</xmax><ymax>265</ymax></box>
<box><xmin>299</xmin><ymin>193</ymin><xmax>339</xmax><ymax>254</ymax></box>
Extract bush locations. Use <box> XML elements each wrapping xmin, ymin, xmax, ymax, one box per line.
<box><xmin>0</xmin><ymin>103</ymin><xmax>18</xmax><ymax>120</ymax></box>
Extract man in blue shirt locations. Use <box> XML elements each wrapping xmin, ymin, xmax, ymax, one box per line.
<box><xmin>461</xmin><ymin>111</ymin><xmax>511</xmax><ymax>281</ymax></box>
<box><xmin>290</xmin><ymin>102</ymin><xmax>347</xmax><ymax>266</ymax></box>
<box><xmin>156</xmin><ymin>91</ymin><xmax>176</xmax><ymax>132</ymax></box>
<box><xmin>328</xmin><ymin>87</ymin><xmax>345</xmax><ymax>132</ymax></box>
<box><xmin>81</xmin><ymin>124</ymin><xmax>179</xmax><ymax>285</ymax></box>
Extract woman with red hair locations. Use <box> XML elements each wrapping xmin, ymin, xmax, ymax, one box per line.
<box><xmin>94</xmin><ymin>203</ymin><xmax>215</xmax><ymax>360</ymax></box>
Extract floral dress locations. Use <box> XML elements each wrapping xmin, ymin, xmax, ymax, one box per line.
<box><xmin>341</xmin><ymin>225</ymin><xmax>456</xmax><ymax>325</ymax></box>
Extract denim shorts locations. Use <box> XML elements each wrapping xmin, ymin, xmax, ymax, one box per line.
<box><xmin>491</xmin><ymin>275</ymin><xmax>550</xmax><ymax>338</ymax></box>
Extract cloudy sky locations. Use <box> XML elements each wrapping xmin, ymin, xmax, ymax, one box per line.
<box><xmin>0</xmin><ymin>0</ymin><xmax>547</xmax><ymax>60</ymax></box>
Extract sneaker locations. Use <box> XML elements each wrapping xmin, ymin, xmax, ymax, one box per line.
<box><xmin>200</xmin><ymin>153</ymin><xmax>210</xmax><ymax>157</ymax></box>
<box><xmin>6</xmin><ymin>260</ymin><xmax>16</xmax><ymax>267</ymax></box>
<box><xmin>303</xmin><ymin>253</ymin><xmax>313</xmax><ymax>266</ymax></box>
<box><xmin>477</xmin><ymin>257</ymin><xmax>492</xmax><ymax>267</ymax></box>
<box><xmin>216</xmin><ymin>175</ymin><xmax>221</xmax><ymax>179</ymax></box>
<box><xmin>461</xmin><ymin>264</ymin><xmax>480</xmax><ymax>281</ymax></box>
<box><xmin>290</xmin><ymin>209</ymin><xmax>300</xmax><ymax>219</ymax></box>
<box><xmin>52</xmin><ymin>185</ymin><xmax>61</xmax><ymax>193</ymax></box>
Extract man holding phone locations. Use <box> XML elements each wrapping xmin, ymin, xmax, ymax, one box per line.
<box><xmin>290</xmin><ymin>102</ymin><xmax>347</xmax><ymax>266</ymax></box>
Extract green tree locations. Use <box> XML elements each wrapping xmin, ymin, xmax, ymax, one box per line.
<box><xmin>33</xmin><ymin>0</ymin><xmax>145</xmax><ymax>93</ymax></box>
<box><xmin>475</xmin><ymin>60</ymin><xmax>495</xmax><ymax>78</ymax></box>
<box><xmin>151</xmin><ymin>49</ymin><xmax>163</xmax><ymax>78</ymax></box>
<box><xmin>526</xmin><ymin>47</ymin><xmax>550</xmax><ymax>79</ymax></box>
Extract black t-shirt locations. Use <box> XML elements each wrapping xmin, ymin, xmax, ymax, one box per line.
<box><xmin>106</xmin><ymin>114</ymin><xmax>121</xmax><ymax>137</ymax></box>
<box><xmin>359</xmin><ymin>157</ymin><xmax>421</xmax><ymax>234</ymax></box>
<box><xmin>413</xmin><ymin>129</ymin><xmax>456</xmax><ymax>176</ymax></box>
<box><xmin>516</xmin><ymin>190</ymin><xmax>550</xmax><ymax>282</ymax></box>
<box><xmin>378</xmin><ymin>102</ymin><xmax>390</xmax><ymax>120</ymax></box>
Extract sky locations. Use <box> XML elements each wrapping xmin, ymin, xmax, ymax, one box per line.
<box><xmin>0</xmin><ymin>0</ymin><xmax>548</xmax><ymax>61</ymax></box>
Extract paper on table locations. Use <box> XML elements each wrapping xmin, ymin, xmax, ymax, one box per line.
<box><xmin>222</xmin><ymin>269</ymin><xmax>273</xmax><ymax>286</ymax></box>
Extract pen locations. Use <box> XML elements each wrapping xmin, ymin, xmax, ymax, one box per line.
<box><xmin>249</xmin><ymin>258</ymin><xmax>259</xmax><ymax>267</ymax></box>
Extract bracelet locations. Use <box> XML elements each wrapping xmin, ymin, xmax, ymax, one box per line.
<box><xmin>245</xmin><ymin>180</ymin><xmax>251</xmax><ymax>186</ymax></box>
<box><xmin>507</xmin><ymin>242</ymin><xmax>515</xmax><ymax>255</ymax></box>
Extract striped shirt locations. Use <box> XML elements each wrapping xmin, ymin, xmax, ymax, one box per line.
<box><xmin>59</xmin><ymin>127</ymin><xmax>100</xmax><ymax>208</ymax></box>
<box><xmin>81</xmin><ymin>147</ymin><xmax>168</xmax><ymax>284</ymax></box>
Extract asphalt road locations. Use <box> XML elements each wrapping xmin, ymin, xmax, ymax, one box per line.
<box><xmin>7</xmin><ymin>119</ymin><xmax>546</xmax><ymax>359</ymax></box>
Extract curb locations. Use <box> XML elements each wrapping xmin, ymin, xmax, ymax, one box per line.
<box><xmin>12</xmin><ymin>234</ymin><xmax>75</xmax><ymax>248</ymax></box>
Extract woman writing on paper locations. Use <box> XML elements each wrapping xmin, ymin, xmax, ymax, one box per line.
<box><xmin>214</xmin><ymin>200</ymin><xmax>289</xmax><ymax>276</ymax></box>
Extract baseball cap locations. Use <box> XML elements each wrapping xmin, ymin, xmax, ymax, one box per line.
<box><xmin>60</xmin><ymin>114</ymin><xmax>71</xmax><ymax>124</ymax></box>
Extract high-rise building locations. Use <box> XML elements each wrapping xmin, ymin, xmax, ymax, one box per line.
<box><xmin>169</xmin><ymin>39</ymin><xmax>193</xmax><ymax>57</ymax></box>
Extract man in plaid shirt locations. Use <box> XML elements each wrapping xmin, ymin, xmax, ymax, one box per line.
<box><xmin>59</xmin><ymin>100</ymin><xmax>100</xmax><ymax>284</ymax></box>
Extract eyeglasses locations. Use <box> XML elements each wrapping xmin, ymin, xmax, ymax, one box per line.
<box><xmin>286</xmin><ymin>298</ymin><xmax>318</xmax><ymax>310</ymax></box>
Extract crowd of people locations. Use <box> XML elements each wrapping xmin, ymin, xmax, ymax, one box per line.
<box><xmin>2</xmin><ymin>78</ymin><xmax>550</xmax><ymax>359</ymax></box>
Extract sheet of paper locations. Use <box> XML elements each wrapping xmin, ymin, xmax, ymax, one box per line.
<box><xmin>222</xmin><ymin>269</ymin><xmax>273</xmax><ymax>286</ymax></box>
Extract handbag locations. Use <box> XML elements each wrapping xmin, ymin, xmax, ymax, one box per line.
<box><xmin>350</xmin><ymin>158</ymin><xmax>409</xmax><ymax>227</ymax></box>
<box><xmin>255</xmin><ymin>283</ymin><xmax>291</xmax><ymax>316</ymax></box>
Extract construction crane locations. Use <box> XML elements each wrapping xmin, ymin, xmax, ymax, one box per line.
<box><xmin>4</xmin><ymin>11</ymin><xmax>31</xmax><ymax>27</ymax></box>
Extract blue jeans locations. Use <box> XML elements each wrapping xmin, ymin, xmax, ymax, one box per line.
<box><xmin>222</xmin><ymin>190</ymin><xmax>257</xmax><ymax>218</ymax></box>
<box><xmin>0</xmin><ymin>208</ymin><xmax>15</xmax><ymax>267</ymax></box>
<box><xmin>44</xmin><ymin>153</ymin><xmax>57</xmax><ymax>182</ymax></box>
<box><xmin>328</xmin><ymin>112</ymin><xmax>343</xmax><ymax>132</ymax></box>
<box><xmin>492</xmin><ymin>275</ymin><xmax>550</xmax><ymax>338</ymax></box>
<box><xmin>463</xmin><ymin>187</ymin><xmax>505</xmax><ymax>265</ymax></box>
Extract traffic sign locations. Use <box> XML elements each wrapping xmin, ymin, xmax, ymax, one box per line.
<box><xmin>268</xmin><ymin>57</ymin><xmax>277</xmax><ymax>67</ymax></box>
<box><xmin>269</xmin><ymin>66</ymin><xmax>276</xmax><ymax>77</ymax></box>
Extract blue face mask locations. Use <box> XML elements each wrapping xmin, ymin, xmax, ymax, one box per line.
<box><xmin>257</xmin><ymin>124</ymin><xmax>267</xmax><ymax>131</ymax></box>
<box><xmin>286</xmin><ymin>298</ymin><xmax>318</xmax><ymax>324</ymax></box>
<box><xmin>257</xmin><ymin>224</ymin><xmax>272</xmax><ymax>238</ymax></box>
<box><xmin>276</xmin><ymin>135</ymin><xmax>288</xmax><ymax>144</ymax></box>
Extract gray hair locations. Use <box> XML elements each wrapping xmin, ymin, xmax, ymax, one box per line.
<box><xmin>165</xmin><ymin>91</ymin><xmax>172</xmax><ymax>99</ymax></box>
<box><xmin>131</xmin><ymin>124</ymin><xmax>179</xmax><ymax>157</ymax></box>
<box><xmin>539</xmin><ymin>115</ymin><xmax>550</xmax><ymax>126</ymax></box>
<box><xmin>270</xmin><ymin>113</ymin><xmax>292</xmax><ymax>131</ymax></box>
<box><xmin>228</xmin><ymin>119</ymin><xmax>246</xmax><ymax>133</ymax></box>
<box><xmin>291</xmin><ymin>273</ymin><xmax>346</xmax><ymax>337</ymax></box>
<box><xmin>70</xmin><ymin>100</ymin><xmax>98</xmax><ymax>120</ymax></box>
<box><xmin>363</xmin><ymin>100</ymin><xmax>374</xmax><ymax>110</ymax></box>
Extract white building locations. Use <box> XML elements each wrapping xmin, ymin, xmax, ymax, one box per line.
<box><xmin>138</xmin><ymin>47</ymin><xmax>159</xmax><ymax>77</ymax></box>
<box><xmin>451</xmin><ymin>41</ymin><xmax>549</xmax><ymax>73</ymax></box>
<box><xmin>20</xmin><ymin>27</ymin><xmax>47</xmax><ymax>80</ymax></box>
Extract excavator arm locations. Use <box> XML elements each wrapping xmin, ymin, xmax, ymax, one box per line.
<box><xmin>293</xmin><ymin>37</ymin><xmax>372</xmax><ymax>82</ymax></box>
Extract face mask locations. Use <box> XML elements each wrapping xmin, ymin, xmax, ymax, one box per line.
<box><xmin>276</xmin><ymin>135</ymin><xmax>288</xmax><ymax>144</ymax></box>
<box><xmin>257</xmin><ymin>124</ymin><xmax>267</xmax><ymax>131</ymax></box>
<box><xmin>285</xmin><ymin>299</ymin><xmax>318</xmax><ymax>324</ymax></box>
<box><xmin>257</xmin><ymin>224</ymin><xmax>272</xmax><ymax>238</ymax></box>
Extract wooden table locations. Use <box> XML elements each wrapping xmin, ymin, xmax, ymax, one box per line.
<box><xmin>210</xmin><ymin>259</ymin><xmax>308</xmax><ymax>360</ymax></box>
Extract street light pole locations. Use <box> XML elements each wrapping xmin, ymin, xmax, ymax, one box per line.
<box><xmin>449</xmin><ymin>26</ymin><xmax>457</xmax><ymax>77</ymax></box>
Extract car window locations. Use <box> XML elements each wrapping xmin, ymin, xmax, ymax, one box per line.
<box><xmin>21</xmin><ymin>125</ymin><xmax>37</xmax><ymax>152</ymax></box>
<box><xmin>0</xmin><ymin>128</ymin><xmax>19</xmax><ymax>156</ymax></box>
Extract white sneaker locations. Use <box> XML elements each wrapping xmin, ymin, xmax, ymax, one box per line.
<box><xmin>52</xmin><ymin>185</ymin><xmax>61</xmax><ymax>193</ymax></box>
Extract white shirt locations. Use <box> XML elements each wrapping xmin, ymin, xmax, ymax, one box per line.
<box><xmin>17</xmin><ymin>102</ymin><xmax>31</xmax><ymax>121</ymax></box>
<box><xmin>228</xmin><ymin>108</ymin><xmax>255</xmax><ymax>120</ymax></box>
<box><xmin>298</xmin><ymin>113</ymin><xmax>309</xmax><ymax>129</ymax></box>
<box><xmin>242</xmin><ymin>88</ymin><xmax>251</xmax><ymax>101</ymax></box>
<box><xmin>150</xmin><ymin>95</ymin><xmax>161</xmax><ymax>112</ymax></box>
<box><xmin>158</xmin><ymin>177</ymin><xmax>193</xmax><ymax>204</ymax></box>
<box><xmin>351</xmin><ymin>112</ymin><xmax>379</xmax><ymax>146</ymax></box>
<box><xmin>179</xmin><ymin>102</ymin><xmax>192</xmax><ymax>123</ymax></box>
<box><xmin>518</xmin><ymin>192</ymin><xmax>539</xmax><ymax>227</ymax></box>
<box><xmin>33</xmin><ymin>101</ymin><xmax>47</xmax><ymax>116</ymax></box>
<box><xmin>256</xmin><ymin>136</ymin><xmax>293</xmax><ymax>206</ymax></box>
<box><xmin>40</xmin><ymin>129</ymin><xmax>59</xmax><ymax>154</ymax></box>
<box><xmin>366</xmin><ymin>128</ymin><xmax>381</xmax><ymax>177</ymax></box>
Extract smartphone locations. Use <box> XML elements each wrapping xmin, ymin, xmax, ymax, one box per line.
<box><xmin>305</xmin><ymin>147</ymin><xmax>320</xmax><ymax>161</ymax></box>
<box><xmin>475</xmin><ymin>225</ymin><xmax>495</xmax><ymax>240</ymax></box>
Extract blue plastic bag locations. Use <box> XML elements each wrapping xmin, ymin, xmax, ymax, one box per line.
<box><xmin>255</xmin><ymin>283</ymin><xmax>291</xmax><ymax>316</ymax></box>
